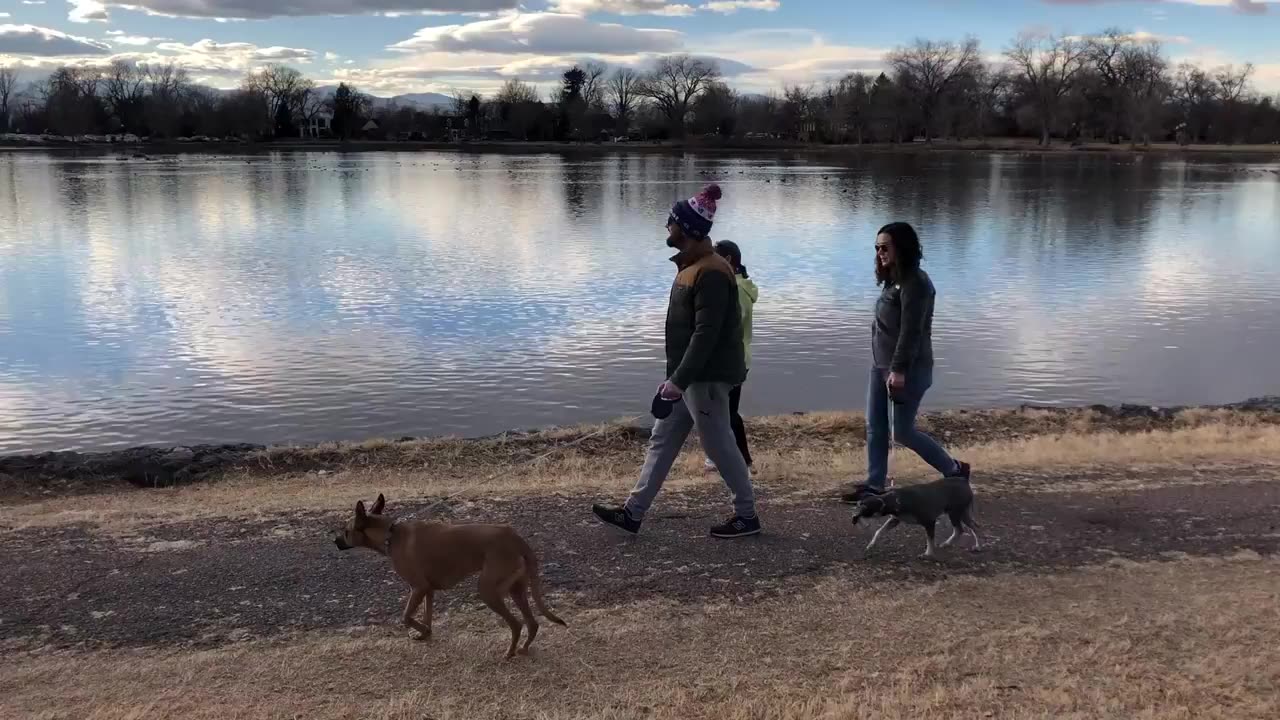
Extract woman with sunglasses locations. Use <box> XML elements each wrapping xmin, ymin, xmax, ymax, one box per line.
<box><xmin>843</xmin><ymin>222</ymin><xmax>969</xmax><ymax>502</ymax></box>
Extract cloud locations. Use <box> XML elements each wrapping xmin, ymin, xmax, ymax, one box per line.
<box><xmin>700</xmin><ymin>0</ymin><xmax>780</xmax><ymax>12</ymax></box>
<box><xmin>1178</xmin><ymin>0</ymin><xmax>1272</xmax><ymax>11</ymax></box>
<box><xmin>323</xmin><ymin>49</ymin><xmax>752</xmax><ymax>96</ymax></box>
<box><xmin>105</xmin><ymin>30</ymin><xmax>167</xmax><ymax>45</ymax></box>
<box><xmin>550</xmin><ymin>0</ymin><xmax>782</xmax><ymax>14</ymax></box>
<box><xmin>83</xmin><ymin>1</ymin><xmax>519</xmax><ymax>19</ymax></box>
<box><xmin>549</xmin><ymin>0</ymin><xmax>695</xmax><ymax>15</ymax></box>
<box><xmin>335</xmin><ymin>24</ymin><xmax>878</xmax><ymax>97</ymax></box>
<box><xmin>1063</xmin><ymin>28</ymin><xmax>1194</xmax><ymax>43</ymax></box>
<box><xmin>69</xmin><ymin>0</ymin><xmax>110</xmax><ymax>23</ymax></box>
<box><xmin>700</xmin><ymin>29</ymin><xmax>889</xmax><ymax>90</ymax></box>
<box><xmin>390</xmin><ymin>12</ymin><xmax>683</xmax><ymax>55</ymax></box>
<box><xmin>0</xmin><ymin>14</ymin><xmax>9</xmax><ymax>19</ymax></box>
<box><xmin>0</xmin><ymin>24</ymin><xmax>113</xmax><ymax>56</ymax></box>
<box><xmin>154</xmin><ymin>38</ymin><xmax>317</xmax><ymax>65</ymax></box>
<box><xmin>0</xmin><ymin>31</ymin><xmax>323</xmax><ymax>90</ymax></box>
<box><xmin>1044</xmin><ymin>0</ymin><xmax>1274</xmax><ymax>14</ymax></box>
<box><xmin>1126</xmin><ymin>29</ymin><xmax>1192</xmax><ymax>43</ymax></box>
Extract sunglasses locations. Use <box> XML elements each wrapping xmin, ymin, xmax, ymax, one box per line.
<box><xmin>875</xmin><ymin>243</ymin><xmax>891</xmax><ymax>255</ymax></box>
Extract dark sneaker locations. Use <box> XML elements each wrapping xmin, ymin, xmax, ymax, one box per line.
<box><xmin>710</xmin><ymin>515</ymin><xmax>761</xmax><ymax>538</ymax></box>
<box><xmin>948</xmin><ymin>461</ymin><xmax>971</xmax><ymax>481</ymax></box>
<box><xmin>592</xmin><ymin>504</ymin><xmax>641</xmax><ymax>535</ymax></box>
<box><xmin>840</xmin><ymin>482</ymin><xmax>888</xmax><ymax>505</ymax></box>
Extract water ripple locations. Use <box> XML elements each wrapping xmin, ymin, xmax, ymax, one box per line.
<box><xmin>1</xmin><ymin>152</ymin><xmax>1278</xmax><ymax>453</ymax></box>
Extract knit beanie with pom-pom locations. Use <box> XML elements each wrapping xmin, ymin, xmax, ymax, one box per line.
<box><xmin>668</xmin><ymin>183</ymin><xmax>722</xmax><ymax>240</ymax></box>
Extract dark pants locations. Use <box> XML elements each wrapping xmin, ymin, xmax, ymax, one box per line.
<box><xmin>728</xmin><ymin>383</ymin><xmax>752</xmax><ymax>467</ymax></box>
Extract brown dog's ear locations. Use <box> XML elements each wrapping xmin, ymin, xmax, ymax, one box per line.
<box><xmin>354</xmin><ymin>500</ymin><xmax>367</xmax><ymax>528</ymax></box>
<box><xmin>370</xmin><ymin>494</ymin><xmax>386</xmax><ymax>515</ymax></box>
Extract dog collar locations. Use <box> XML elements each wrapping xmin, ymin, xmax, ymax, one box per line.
<box><xmin>384</xmin><ymin>518</ymin><xmax>404</xmax><ymax>555</ymax></box>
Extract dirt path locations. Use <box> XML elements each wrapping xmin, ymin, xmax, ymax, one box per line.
<box><xmin>3</xmin><ymin>467</ymin><xmax>1279</xmax><ymax>652</ymax></box>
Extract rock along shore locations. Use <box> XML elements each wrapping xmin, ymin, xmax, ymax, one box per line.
<box><xmin>1</xmin><ymin>397</ymin><xmax>1277</xmax><ymax>491</ymax></box>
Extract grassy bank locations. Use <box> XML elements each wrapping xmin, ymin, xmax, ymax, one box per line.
<box><xmin>3</xmin><ymin>406</ymin><xmax>1279</xmax><ymax>719</ymax></box>
<box><xmin>4</xmin><ymin>136</ymin><xmax>1279</xmax><ymax>160</ymax></box>
<box><xmin>4</xmin><ymin>402</ymin><xmax>1278</xmax><ymax>528</ymax></box>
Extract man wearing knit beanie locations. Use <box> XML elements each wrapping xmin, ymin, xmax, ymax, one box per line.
<box><xmin>593</xmin><ymin>183</ymin><xmax>760</xmax><ymax>538</ymax></box>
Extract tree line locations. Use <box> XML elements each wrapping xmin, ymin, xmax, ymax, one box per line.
<box><xmin>2</xmin><ymin>28</ymin><xmax>1277</xmax><ymax>146</ymax></box>
<box><xmin>0</xmin><ymin>61</ymin><xmax>335</xmax><ymax>139</ymax></box>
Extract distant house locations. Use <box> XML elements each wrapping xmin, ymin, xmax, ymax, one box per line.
<box><xmin>301</xmin><ymin>111</ymin><xmax>333</xmax><ymax>139</ymax></box>
<box><xmin>360</xmin><ymin>119</ymin><xmax>383</xmax><ymax>140</ymax></box>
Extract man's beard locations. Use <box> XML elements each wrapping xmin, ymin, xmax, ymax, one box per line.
<box><xmin>666</xmin><ymin>235</ymin><xmax>681</xmax><ymax>249</ymax></box>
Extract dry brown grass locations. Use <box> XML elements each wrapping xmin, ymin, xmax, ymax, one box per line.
<box><xmin>3</xmin><ymin>414</ymin><xmax>1279</xmax><ymax>533</ymax></box>
<box><xmin>4</xmin><ymin>553</ymin><xmax>1278</xmax><ymax>720</ymax></box>
<box><xmin>136</xmin><ymin>406</ymin><xmax>1279</xmax><ymax>481</ymax></box>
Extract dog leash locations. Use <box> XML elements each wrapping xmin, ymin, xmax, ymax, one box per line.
<box><xmin>887</xmin><ymin>398</ymin><xmax>895</xmax><ymax>489</ymax></box>
<box><xmin>415</xmin><ymin>412</ymin><xmax>652</xmax><ymax>515</ymax></box>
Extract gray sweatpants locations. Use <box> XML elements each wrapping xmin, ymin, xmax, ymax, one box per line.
<box><xmin>624</xmin><ymin>381</ymin><xmax>757</xmax><ymax>520</ymax></box>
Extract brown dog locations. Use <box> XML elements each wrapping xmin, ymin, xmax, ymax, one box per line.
<box><xmin>333</xmin><ymin>493</ymin><xmax>566</xmax><ymax>659</ymax></box>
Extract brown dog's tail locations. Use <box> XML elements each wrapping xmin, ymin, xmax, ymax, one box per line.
<box><xmin>521</xmin><ymin>541</ymin><xmax>567</xmax><ymax>626</ymax></box>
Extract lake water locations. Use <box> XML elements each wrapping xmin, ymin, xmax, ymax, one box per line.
<box><xmin>1</xmin><ymin>150</ymin><xmax>1278</xmax><ymax>454</ymax></box>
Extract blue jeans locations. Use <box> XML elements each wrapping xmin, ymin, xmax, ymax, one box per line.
<box><xmin>865</xmin><ymin>365</ymin><xmax>957</xmax><ymax>489</ymax></box>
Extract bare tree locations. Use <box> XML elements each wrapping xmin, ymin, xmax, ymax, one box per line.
<box><xmin>102</xmin><ymin>60</ymin><xmax>147</xmax><ymax>133</ymax></box>
<box><xmin>496</xmin><ymin>78</ymin><xmax>539</xmax><ymax>105</ymax></box>
<box><xmin>0</xmin><ymin>65</ymin><xmax>17</xmax><ymax>133</ymax></box>
<box><xmin>691</xmin><ymin>81</ymin><xmax>737</xmax><ymax>136</ymax></box>
<box><xmin>1172</xmin><ymin>62</ymin><xmax>1215</xmax><ymax>144</ymax></box>
<box><xmin>1215</xmin><ymin>63</ymin><xmax>1253</xmax><ymax>103</ymax></box>
<box><xmin>832</xmin><ymin>73</ymin><xmax>872</xmax><ymax>144</ymax></box>
<box><xmin>243</xmin><ymin>64</ymin><xmax>314</xmax><ymax>131</ymax></box>
<box><xmin>220</xmin><ymin>88</ymin><xmax>271</xmax><ymax>139</ymax></box>
<box><xmin>781</xmin><ymin>84</ymin><xmax>816</xmax><ymax>140</ymax></box>
<box><xmin>494</xmin><ymin>78</ymin><xmax>542</xmax><ymax>139</ymax></box>
<box><xmin>450</xmin><ymin>90</ymin><xmax>473</xmax><ymax>117</ymax></box>
<box><xmin>142</xmin><ymin>62</ymin><xmax>188</xmax><ymax>99</ymax></box>
<box><xmin>1005</xmin><ymin>32</ymin><xmax>1089</xmax><ymax>145</ymax></box>
<box><xmin>1213</xmin><ymin>63</ymin><xmax>1254</xmax><ymax>144</ymax></box>
<box><xmin>886</xmin><ymin>37</ymin><xmax>982</xmax><ymax>141</ymax></box>
<box><xmin>1117</xmin><ymin>39</ymin><xmax>1169</xmax><ymax>147</ymax></box>
<box><xmin>142</xmin><ymin>62</ymin><xmax>191</xmax><ymax>137</ymax></box>
<box><xmin>184</xmin><ymin>86</ymin><xmax>221</xmax><ymax>137</ymax></box>
<box><xmin>298</xmin><ymin>86</ymin><xmax>328</xmax><ymax>137</ymax></box>
<box><xmin>1085</xmin><ymin>28</ymin><xmax>1131</xmax><ymax>143</ymax></box>
<box><xmin>606</xmin><ymin>68</ymin><xmax>641</xmax><ymax>136</ymax></box>
<box><xmin>40</xmin><ymin>67</ymin><xmax>104</xmax><ymax>136</ymax></box>
<box><xmin>582</xmin><ymin>61</ymin><xmax>607</xmax><ymax>111</ymax></box>
<box><xmin>971</xmin><ymin>64</ymin><xmax>1011</xmax><ymax>139</ymax></box>
<box><xmin>636</xmin><ymin>55</ymin><xmax>720</xmax><ymax>137</ymax></box>
<box><xmin>1080</xmin><ymin>29</ymin><xmax>1170</xmax><ymax>146</ymax></box>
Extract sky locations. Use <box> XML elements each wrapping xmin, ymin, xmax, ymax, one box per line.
<box><xmin>0</xmin><ymin>0</ymin><xmax>1278</xmax><ymax>98</ymax></box>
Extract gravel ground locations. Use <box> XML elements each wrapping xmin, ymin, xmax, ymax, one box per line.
<box><xmin>3</xmin><ymin>467</ymin><xmax>1278</xmax><ymax>652</ymax></box>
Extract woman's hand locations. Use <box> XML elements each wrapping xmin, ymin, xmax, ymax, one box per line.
<box><xmin>887</xmin><ymin>371</ymin><xmax>906</xmax><ymax>393</ymax></box>
<box><xmin>658</xmin><ymin>380</ymin><xmax>684</xmax><ymax>400</ymax></box>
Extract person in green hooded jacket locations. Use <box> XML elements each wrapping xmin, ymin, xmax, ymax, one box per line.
<box><xmin>705</xmin><ymin>240</ymin><xmax>758</xmax><ymax>471</ymax></box>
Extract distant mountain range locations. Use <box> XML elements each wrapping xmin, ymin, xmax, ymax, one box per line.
<box><xmin>313</xmin><ymin>86</ymin><xmax>454</xmax><ymax>109</ymax></box>
<box><xmin>2</xmin><ymin>74</ymin><xmax>454</xmax><ymax>110</ymax></box>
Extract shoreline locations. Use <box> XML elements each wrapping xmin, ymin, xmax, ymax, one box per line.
<box><xmin>4</xmin><ymin>136</ymin><xmax>1280</xmax><ymax>161</ymax></box>
<box><xmin>2</xmin><ymin>396</ymin><xmax>1276</xmax><ymax>493</ymax></box>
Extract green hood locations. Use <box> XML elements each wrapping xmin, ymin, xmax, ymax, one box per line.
<box><xmin>738</xmin><ymin>276</ymin><xmax>759</xmax><ymax>306</ymax></box>
<box><xmin>736</xmin><ymin>275</ymin><xmax>757</xmax><ymax>369</ymax></box>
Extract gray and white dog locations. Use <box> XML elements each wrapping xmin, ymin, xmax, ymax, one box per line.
<box><xmin>850</xmin><ymin>477</ymin><xmax>980</xmax><ymax>558</ymax></box>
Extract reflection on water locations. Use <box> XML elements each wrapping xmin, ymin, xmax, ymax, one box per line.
<box><xmin>1</xmin><ymin>151</ymin><xmax>1278</xmax><ymax>454</ymax></box>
